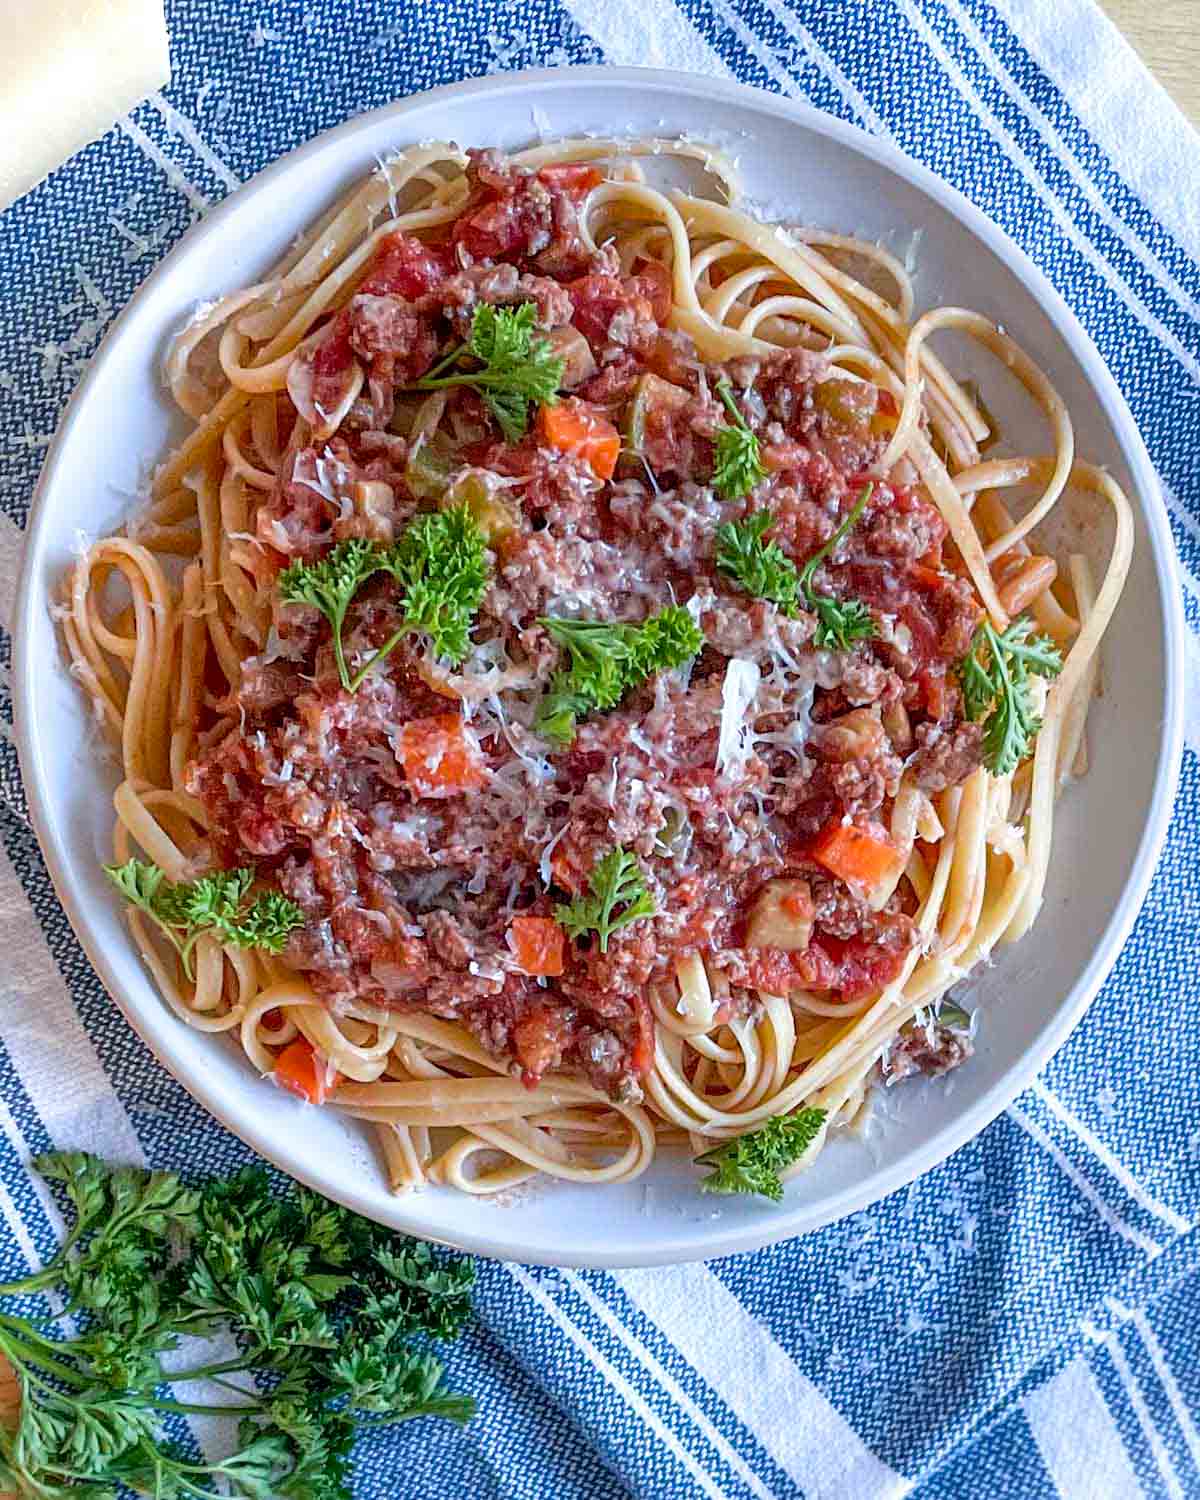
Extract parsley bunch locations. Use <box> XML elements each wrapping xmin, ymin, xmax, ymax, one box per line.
<box><xmin>535</xmin><ymin>606</ymin><xmax>704</xmax><ymax>746</ymax></box>
<box><xmin>554</xmin><ymin>846</ymin><xmax>657</xmax><ymax>953</ymax></box>
<box><xmin>711</xmin><ymin>379</ymin><xmax>767</xmax><ymax>501</ymax></box>
<box><xmin>105</xmin><ymin>859</ymin><xmax>303</xmax><ymax>979</ymax></box>
<box><xmin>695</xmin><ymin>1108</ymin><xmax>827</xmax><ymax>1201</ymax></box>
<box><xmin>0</xmin><ymin>1153</ymin><xmax>475</xmax><ymax>1499</ymax></box>
<box><xmin>796</xmin><ymin>483</ymin><xmax>877</xmax><ymax>650</ymax></box>
<box><xmin>715</xmin><ymin>511</ymin><xmax>800</xmax><ymax>613</ymax></box>
<box><xmin>958</xmin><ymin>615</ymin><xmax>1063</xmax><ymax>775</ymax></box>
<box><xmin>278</xmin><ymin>505</ymin><xmax>489</xmax><ymax>692</ymax></box>
<box><xmin>409</xmin><ymin>302</ymin><xmax>564</xmax><ymax>442</ymax></box>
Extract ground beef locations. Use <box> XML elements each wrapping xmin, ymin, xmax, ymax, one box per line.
<box><xmin>909</xmin><ymin>720</ymin><xmax>985</xmax><ymax>792</ymax></box>
<box><xmin>880</xmin><ymin>1020</ymin><xmax>974</xmax><ymax>1083</ymax></box>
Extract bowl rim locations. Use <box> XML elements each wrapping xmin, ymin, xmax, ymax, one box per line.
<box><xmin>12</xmin><ymin>64</ymin><xmax>1185</xmax><ymax>1267</ymax></box>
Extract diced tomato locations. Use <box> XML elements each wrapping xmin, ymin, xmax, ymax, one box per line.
<box><xmin>630</xmin><ymin>991</ymin><xmax>655</xmax><ymax>1076</ymax></box>
<box><xmin>568</xmin><ymin>271</ymin><xmax>655</xmax><ymax>345</ymax></box>
<box><xmin>538</xmin><ymin>163</ymin><xmax>603</xmax><ymax>198</ymax></box>
<box><xmin>918</xmin><ymin>668</ymin><xmax>948</xmax><ymax>721</ymax></box>
<box><xmin>741</xmin><ymin>936</ymin><xmax>907</xmax><ymax>1000</ymax></box>
<box><xmin>631</xmin><ymin>261</ymin><xmax>673</xmax><ymax>324</ymax></box>
<box><xmin>810</xmin><ymin>818</ymin><xmax>902</xmax><ymax>890</ymax></box>
<box><xmin>274</xmin><ymin>1036</ymin><xmax>339</xmax><ymax>1105</ymax></box>
<box><xmin>396</xmin><ymin>713</ymin><xmax>487</xmax><ymax>799</ymax></box>
<box><xmin>507</xmin><ymin>915</ymin><xmax>566</xmax><ymax>977</ymax></box>
<box><xmin>260</xmin><ymin>1007</ymin><xmax>284</xmax><ymax>1032</ymax></box>
<box><xmin>537</xmin><ymin>398</ymin><xmax>620</xmax><ymax>480</ymax></box>
<box><xmin>358</xmin><ymin>232</ymin><xmax>451</xmax><ymax>298</ymax></box>
<box><xmin>311</xmin><ymin>311</ymin><xmax>354</xmax><ymax>379</ymax></box>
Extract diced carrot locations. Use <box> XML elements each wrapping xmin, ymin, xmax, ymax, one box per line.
<box><xmin>537</xmin><ymin>398</ymin><xmax>621</xmax><ymax>481</ymax></box>
<box><xmin>396</xmin><ymin>713</ymin><xmax>487</xmax><ymax>799</ymax></box>
<box><xmin>810</xmin><ymin>818</ymin><xmax>902</xmax><ymax>890</ymax></box>
<box><xmin>507</xmin><ymin>915</ymin><xmax>566</xmax><ymax>977</ymax></box>
<box><xmin>538</xmin><ymin>163</ymin><xmax>603</xmax><ymax>198</ymax></box>
<box><xmin>274</xmin><ymin>1036</ymin><xmax>339</xmax><ymax>1105</ymax></box>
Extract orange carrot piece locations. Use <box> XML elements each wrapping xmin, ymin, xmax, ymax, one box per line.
<box><xmin>508</xmin><ymin>915</ymin><xmax>566</xmax><ymax>977</ymax></box>
<box><xmin>537</xmin><ymin>398</ymin><xmax>621</xmax><ymax>480</ymax></box>
<box><xmin>396</xmin><ymin>713</ymin><xmax>486</xmax><ymax>798</ymax></box>
<box><xmin>810</xmin><ymin>819</ymin><xmax>901</xmax><ymax>889</ymax></box>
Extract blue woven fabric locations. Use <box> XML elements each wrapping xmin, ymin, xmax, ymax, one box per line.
<box><xmin>1</xmin><ymin>2</ymin><xmax>1198</xmax><ymax>1495</ymax></box>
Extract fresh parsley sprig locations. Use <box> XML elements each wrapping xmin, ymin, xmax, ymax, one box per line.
<box><xmin>711</xmin><ymin>378</ymin><xmax>767</xmax><ymax>501</ymax></box>
<box><xmin>535</xmin><ymin>606</ymin><xmax>703</xmax><ymax>746</ymax></box>
<box><xmin>695</xmin><ymin>1107</ymin><xmax>827</xmax><ymax>1201</ymax></box>
<box><xmin>105</xmin><ymin>859</ymin><xmax>303</xmax><ymax>979</ymax></box>
<box><xmin>278</xmin><ymin>506</ymin><xmax>490</xmax><ymax>693</ymax></box>
<box><xmin>0</xmin><ymin>1154</ymin><xmax>475</xmax><ymax>1500</ymax></box>
<box><xmin>715</xmin><ymin>510</ymin><xmax>800</xmax><ymax>613</ymax></box>
<box><xmin>958</xmin><ymin>615</ymin><xmax>1063</xmax><ymax>775</ymax></box>
<box><xmin>408</xmin><ymin>302</ymin><xmax>564</xmax><ymax>442</ymax></box>
<box><xmin>554</xmin><ymin>845</ymin><xmax>657</xmax><ymax>953</ymax></box>
<box><xmin>278</xmin><ymin>536</ymin><xmax>383</xmax><ymax>693</ymax></box>
<box><xmin>797</xmin><ymin>482</ymin><xmax>877</xmax><ymax>650</ymax></box>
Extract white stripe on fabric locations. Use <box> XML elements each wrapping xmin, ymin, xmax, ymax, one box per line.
<box><xmin>940</xmin><ymin>0</ymin><xmax>1200</xmax><ymax>331</ymax></box>
<box><xmin>507</xmin><ymin>1266</ymin><xmax>732</xmax><ymax>1500</ymax></box>
<box><xmin>734</xmin><ymin>0</ymin><xmax>888</xmax><ymax>135</ymax></box>
<box><xmin>1007</xmin><ymin>1103</ymin><xmax>1162</xmax><ymax>1257</ymax></box>
<box><xmin>0</xmin><ymin>848</ymin><xmax>142</xmax><ymax>1159</ymax></box>
<box><xmin>118</xmin><ymin>116</ymin><xmax>211</xmax><ymax>215</ymax></box>
<box><xmin>1030</xmin><ymin>1081</ymin><xmax>1192</xmax><ymax>1235</ymax></box>
<box><xmin>1104</xmin><ymin>1335</ymin><xmax>1185</xmax><ymax>1499</ymax></box>
<box><xmin>0</xmin><ymin>511</ymin><xmax>22</xmax><ymax>631</ymax></box>
<box><xmin>564</xmin><ymin>1272</ymin><xmax>776</xmax><ymax>1500</ymax></box>
<box><xmin>990</xmin><ymin>0</ymin><xmax>1200</xmax><ymax>265</ymax></box>
<box><xmin>891</xmin><ymin>0</ymin><xmax>1200</xmax><ymax>392</ymax></box>
<box><xmin>1023</xmin><ymin>1355</ymin><xmax>1143</xmax><ymax>1500</ymax></box>
<box><xmin>562</xmin><ymin>0</ymin><xmax>736</xmax><ymax>76</ymax></box>
<box><xmin>148</xmin><ymin>93</ymin><xmax>242</xmax><ymax>194</ymax></box>
<box><xmin>616</xmin><ymin>1263</ymin><xmax>913</xmax><ymax>1500</ymax></box>
<box><xmin>1132</xmin><ymin>1312</ymin><xmax>1200</xmax><ymax>1475</ymax></box>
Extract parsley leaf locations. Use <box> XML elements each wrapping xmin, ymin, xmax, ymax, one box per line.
<box><xmin>409</xmin><ymin>302</ymin><xmax>564</xmax><ymax>442</ymax></box>
<box><xmin>278</xmin><ymin>508</ymin><xmax>490</xmax><ymax>693</ymax></box>
<box><xmin>278</xmin><ymin>538</ymin><xmax>384</xmax><ymax>693</ymax></box>
<box><xmin>695</xmin><ymin>1108</ymin><xmax>827</xmax><ymax>1201</ymax></box>
<box><xmin>554</xmin><ymin>845</ymin><xmax>657</xmax><ymax>952</ymax></box>
<box><xmin>534</xmin><ymin>606</ymin><xmax>704</xmax><ymax>745</ymax></box>
<box><xmin>374</xmin><ymin>503</ymin><xmax>490</xmax><ymax>673</ymax></box>
<box><xmin>958</xmin><ymin>615</ymin><xmax>1063</xmax><ymax>775</ymax></box>
<box><xmin>797</xmin><ymin>482</ymin><xmax>877</xmax><ymax>651</ymax></box>
<box><xmin>715</xmin><ymin>510</ymin><xmax>800</xmax><ymax>612</ymax></box>
<box><xmin>105</xmin><ymin>859</ymin><xmax>303</xmax><ymax>979</ymax></box>
<box><xmin>711</xmin><ymin>378</ymin><xmax>767</xmax><ymax>500</ymax></box>
<box><xmin>0</xmin><ymin>1154</ymin><xmax>476</xmax><ymax>1499</ymax></box>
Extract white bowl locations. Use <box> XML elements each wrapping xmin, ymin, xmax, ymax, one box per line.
<box><xmin>14</xmin><ymin>67</ymin><xmax>1184</xmax><ymax>1267</ymax></box>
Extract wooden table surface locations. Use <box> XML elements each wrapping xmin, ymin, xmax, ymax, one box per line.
<box><xmin>1099</xmin><ymin>0</ymin><xmax>1200</xmax><ymax>124</ymax></box>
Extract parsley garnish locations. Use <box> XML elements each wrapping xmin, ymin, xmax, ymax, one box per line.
<box><xmin>695</xmin><ymin>1107</ymin><xmax>827</xmax><ymax>1201</ymax></box>
<box><xmin>409</xmin><ymin>302</ymin><xmax>564</xmax><ymax>442</ymax></box>
<box><xmin>554</xmin><ymin>845</ymin><xmax>657</xmax><ymax>952</ymax></box>
<box><xmin>0</xmin><ymin>1153</ymin><xmax>474</xmax><ymax>1499</ymax></box>
<box><xmin>715</xmin><ymin>510</ymin><xmax>800</xmax><ymax>613</ymax></box>
<box><xmin>534</xmin><ymin>605</ymin><xmax>704</xmax><ymax>745</ymax></box>
<box><xmin>105</xmin><ymin>858</ymin><xmax>303</xmax><ymax>978</ymax></box>
<box><xmin>797</xmin><ymin>482</ymin><xmax>877</xmax><ymax>650</ymax></box>
<box><xmin>712</xmin><ymin>378</ymin><xmax>767</xmax><ymax>500</ymax></box>
<box><xmin>958</xmin><ymin>615</ymin><xmax>1063</xmax><ymax>775</ymax></box>
<box><xmin>278</xmin><ymin>506</ymin><xmax>489</xmax><ymax>692</ymax></box>
<box><xmin>278</xmin><ymin>536</ymin><xmax>383</xmax><ymax>693</ymax></box>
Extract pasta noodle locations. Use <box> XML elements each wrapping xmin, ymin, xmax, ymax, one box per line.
<box><xmin>59</xmin><ymin>138</ymin><xmax>1132</xmax><ymax>1200</ymax></box>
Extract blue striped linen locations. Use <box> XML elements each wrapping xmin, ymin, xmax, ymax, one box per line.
<box><xmin>0</xmin><ymin>2</ymin><xmax>1198</xmax><ymax>1496</ymax></box>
